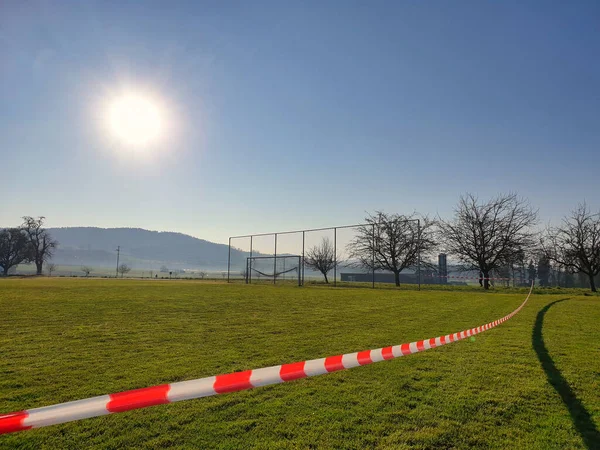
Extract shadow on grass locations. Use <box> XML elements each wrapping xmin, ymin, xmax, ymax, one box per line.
<box><xmin>533</xmin><ymin>298</ymin><xmax>600</xmax><ymax>449</ymax></box>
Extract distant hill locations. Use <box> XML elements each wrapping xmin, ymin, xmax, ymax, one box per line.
<box><xmin>48</xmin><ymin>227</ymin><xmax>251</xmax><ymax>271</ymax></box>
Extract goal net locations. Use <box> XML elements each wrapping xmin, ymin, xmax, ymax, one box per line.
<box><xmin>246</xmin><ymin>256</ymin><xmax>302</xmax><ymax>285</ymax></box>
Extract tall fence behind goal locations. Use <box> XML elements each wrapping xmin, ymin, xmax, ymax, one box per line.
<box><xmin>227</xmin><ymin>220</ymin><xmax>423</xmax><ymax>289</ymax></box>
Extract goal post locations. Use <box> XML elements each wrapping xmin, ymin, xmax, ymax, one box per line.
<box><xmin>246</xmin><ymin>256</ymin><xmax>302</xmax><ymax>286</ymax></box>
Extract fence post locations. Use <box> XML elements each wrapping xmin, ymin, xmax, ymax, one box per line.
<box><xmin>372</xmin><ymin>223</ymin><xmax>375</xmax><ymax>289</ymax></box>
<box><xmin>334</xmin><ymin>227</ymin><xmax>337</xmax><ymax>287</ymax></box>
<box><xmin>417</xmin><ymin>219</ymin><xmax>421</xmax><ymax>291</ymax></box>
<box><xmin>302</xmin><ymin>231</ymin><xmax>305</xmax><ymax>286</ymax></box>
<box><xmin>248</xmin><ymin>235</ymin><xmax>253</xmax><ymax>284</ymax></box>
<box><xmin>227</xmin><ymin>238</ymin><xmax>231</xmax><ymax>283</ymax></box>
<box><xmin>273</xmin><ymin>233</ymin><xmax>277</xmax><ymax>285</ymax></box>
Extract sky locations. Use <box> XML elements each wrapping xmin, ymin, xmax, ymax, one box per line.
<box><xmin>1</xmin><ymin>0</ymin><xmax>599</xmax><ymax>245</ymax></box>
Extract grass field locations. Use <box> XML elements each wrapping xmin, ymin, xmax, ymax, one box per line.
<box><xmin>1</xmin><ymin>279</ymin><xmax>599</xmax><ymax>449</ymax></box>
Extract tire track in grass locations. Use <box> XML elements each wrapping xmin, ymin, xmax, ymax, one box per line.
<box><xmin>532</xmin><ymin>298</ymin><xmax>600</xmax><ymax>450</ymax></box>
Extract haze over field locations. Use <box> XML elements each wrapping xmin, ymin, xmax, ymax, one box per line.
<box><xmin>45</xmin><ymin>227</ymin><xmax>249</xmax><ymax>271</ymax></box>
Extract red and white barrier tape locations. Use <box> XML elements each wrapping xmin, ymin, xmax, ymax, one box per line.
<box><xmin>0</xmin><ymin>284</ymin><xmax>533</xmax><ymax>435</ymax></box>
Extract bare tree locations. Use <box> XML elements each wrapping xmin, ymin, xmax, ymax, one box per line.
<box><xmin>542</xmin><ymin>203</ymin><xmax>600</xmax><ymax>292</ymax></box>
<box><xmin>438</xmin><ymin>193</ymin><xmax>538</xmax><ymax>289</ymax></box>
<box><xmin>347</xmin><ymin>212</ymin><xmax>436</xmax><ymax>286</ymax></box>
<box><xmin>0</xmin><ymin>228</ymin><xmax>30</xmax><ymax>276</ymax></box>
<box><xmin>304</xmin><ymin>237</ymin><xmax>338</xmax><ymax>283</ymax></box>
<box><xmin>118</xmin><ymin>264</ymin><xmax>131</xmax><ymax>278</ymax></box>
<box><xmin>81</xmin><ymin>266</ymin><xmax>92</xmax><ymax>277</ymax></box>
<box><xmin>198</xmin><ymin>271</ymin><xmax>207</xmax><ymax>279</ymax></box>
<box><xmin>21</xmin><ymin>217</ymin><xmax>58</xmax><ymax>275</ymax></box>
<box><xmin>47</xmin><ymin>262</ymin><xmax>57</xmax><ymax>277</ymax></box>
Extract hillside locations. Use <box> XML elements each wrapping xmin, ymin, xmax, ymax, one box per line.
<box><xmin>47</xmin><ymin>227</ymin><xmax>248</xmax><ymax>270</ymax></box>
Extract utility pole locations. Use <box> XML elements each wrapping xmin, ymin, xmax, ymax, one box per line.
<box><xmin>115</xmin><ymin>246</ymin><xmax>120</xmax><ymax>278</ymax></box>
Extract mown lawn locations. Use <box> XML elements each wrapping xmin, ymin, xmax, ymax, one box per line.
<box><xmin>0</xmin><ymin>279</ymin><xmax>598</xmax><ymax>449</ymax></box>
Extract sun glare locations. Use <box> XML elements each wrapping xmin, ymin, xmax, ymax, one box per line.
<box><xmin>107</xmin><ymin>93</ymin><xmax>164</xmax><ymax>147</ymax></box>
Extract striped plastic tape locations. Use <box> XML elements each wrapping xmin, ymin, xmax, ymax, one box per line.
<box><xmin>0</xmin><ymin>284</ymin><xmax>533</xmax><ymax>435</ymax></box>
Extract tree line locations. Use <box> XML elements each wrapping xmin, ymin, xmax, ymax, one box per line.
<box><xmin>303</xmin><ymin>193</ymin><xmax>600</xmax><ymax>292</ymax></box>
<box><xmin>3</xmin><ymin>196</ymin><xmax>599</xmax><ymax>292</ymax></box>
<box><xmin>0</xmin><ymin>217</ymin><xmax>57</xmax><ymax>276</ymax></box>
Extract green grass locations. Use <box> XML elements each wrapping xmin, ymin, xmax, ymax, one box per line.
<box><xmin>0</xmin><ymin>279</ymin><xmax>598</xmax><ymax>449</ymax></box>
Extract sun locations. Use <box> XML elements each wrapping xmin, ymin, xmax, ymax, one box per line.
<box><xmin>107</xmin><ymin>93</ymin><xmax>164</xmax><ymax>147</ymax></box>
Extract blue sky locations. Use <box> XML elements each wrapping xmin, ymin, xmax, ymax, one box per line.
<box><xmin>1</xmin><ymin>0</ymin><xmax>599</xmax><ymax>245</ymax></box>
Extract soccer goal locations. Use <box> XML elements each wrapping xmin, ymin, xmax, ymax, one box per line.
<box><xmin>246</xmin><ymin>256</ymin><xmax>302</xmax><ymax>286</ymax></box>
